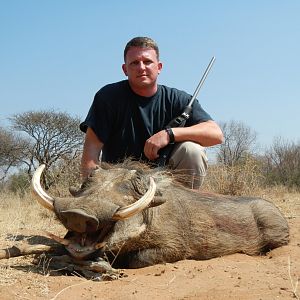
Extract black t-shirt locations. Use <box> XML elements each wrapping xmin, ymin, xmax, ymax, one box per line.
<box><xmin>80</xmin><ymin>80</ymin><xmax>212</xmax><ymax>163</ymax></box>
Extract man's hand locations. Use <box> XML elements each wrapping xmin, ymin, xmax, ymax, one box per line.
<box><xmin>144</xmin><ymin>130</ymin><xmax>170</xmax><ymax>160</ymax></box>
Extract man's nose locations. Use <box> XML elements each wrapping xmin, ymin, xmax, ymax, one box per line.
<box><xmin>137</xmin><ymin>62</ymin><xmax>146</xmax><ymax>70</ymax></box>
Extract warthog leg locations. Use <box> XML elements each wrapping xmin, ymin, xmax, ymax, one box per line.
<box><xmin>0</xmin><ymin>243</ymin><xmax>62</xmax><ymax>259</ymax></box>
<box><xmin>0</xmin><ymin>241</ymin><xmax>121</xmax><ymax>280</ymax></box>
<box><xmin>33</xmin><ymin>254</ymin><xmax>122</xmax><ymax>280</ymax></box>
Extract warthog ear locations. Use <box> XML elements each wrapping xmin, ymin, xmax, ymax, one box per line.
<box><xmin>59</xmin><ymin>208</ymin><xmax>99</xmax><ymax>233</ymax></box>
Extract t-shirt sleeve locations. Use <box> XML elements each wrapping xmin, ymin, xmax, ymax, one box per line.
<box><xmin>188</xmin><ymin>99</ymin><xmax>213</xmax><ymax>125</ymax></box>
<box><xmin>79</xmin><ymin>90</ymin><xmax>113</xmax><ymax>144</ymax></box>
<box><xmin>175</xmin><ymin>88</ymin><xmax>213</xmax><ymax>126</ymax></box>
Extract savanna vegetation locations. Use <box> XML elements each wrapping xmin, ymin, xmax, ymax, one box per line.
<box><xmin>0</xmin><ymin>109</ymin><xmax>299</xmax><ymax>197</ymax></box>
<box><xmin>0</xmin><ymin>110</ymin><xmax>299</xmax><ymax>299</ymax></box>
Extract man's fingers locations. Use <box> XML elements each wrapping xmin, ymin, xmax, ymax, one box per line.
<box><xmin>144</xmin><ymin>143</ymin><xmax>159</xmax><ymax>160</ymax></box>
<box><xmin>144</xmin><ymin>131</ymin><xmax>169</xmax><ymax>160</ymax></box>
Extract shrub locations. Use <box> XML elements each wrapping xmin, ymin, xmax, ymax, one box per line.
<box><xmin>203</xmin><ymin>156</ymin><xmax>265</xmax><ymax>196</ymax></box>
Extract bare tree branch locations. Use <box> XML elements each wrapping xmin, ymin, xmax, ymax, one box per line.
<box><xmin>264</xmin><ymin>137</ymin><xmax>300</xmax><ymax>187</ymax></box>
<box><xmin>216</xmin><ymin>120</ymin><xmax>257</xmax><ymax>166</ymax></box>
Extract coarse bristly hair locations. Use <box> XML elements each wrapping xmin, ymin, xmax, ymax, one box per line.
<box><xmin>100</xmin><ymin>159</ymin><xmax>175</xmax><ymax>190</ymax></box>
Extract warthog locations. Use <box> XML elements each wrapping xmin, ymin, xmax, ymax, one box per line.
<box><xmin>32</xmin><ymin>161</ymin><xmax>289</xmax><ymax>268</ymax></box>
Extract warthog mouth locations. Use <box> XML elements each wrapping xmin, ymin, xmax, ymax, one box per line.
<box><xmin>45</xmin><ymin>230</ymin><xmax>108</xmax><ymax>260</ymax></box>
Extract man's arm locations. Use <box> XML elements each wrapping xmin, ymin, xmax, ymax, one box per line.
<box><xmin>80</xmin><ymin>127</ymin><xmax>103</xmax><ymax>181</ymax></box>
<box><xmin>172</xmin><ymin>120</ymin><xmax>223</xmax><ymax>146</ymax></box>
<box><xmin>144</xmin><ymin>120</ymin><xmax>223</xmax><ymax>161</ymax></box>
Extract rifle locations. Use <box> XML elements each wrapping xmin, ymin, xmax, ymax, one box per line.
<box><xmin>156</xmin><ymin>56</ymin><xmax>216</xmax><ymax>167</ymax></box>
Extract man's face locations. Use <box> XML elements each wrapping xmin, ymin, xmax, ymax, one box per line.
<box><xmin>122</xmin><ymin>47</ymin><xmax>162</xmax><ymax>93</ymax></box>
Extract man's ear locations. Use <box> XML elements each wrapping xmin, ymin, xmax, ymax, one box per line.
<box><xmin>158</xmin><ymin>62</ymin><xmax>163</xmax><ymax>74</ymax></box>
<box><xmin>122</xmin><ymin>64</ymin><xmax>128</xmax><ymax>76</ymax></box>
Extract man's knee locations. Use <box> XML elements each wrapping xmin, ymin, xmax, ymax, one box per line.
<box><xmin>168</xmin><ymin>142</ymin><xmax>208</xmax><ymax>189</ymax></box>
<box><xmin>169</xmin><ymin>142</ymin><xmax>207</xmax><ymax>172</ymax></box>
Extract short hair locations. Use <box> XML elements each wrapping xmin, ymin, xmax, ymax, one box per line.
<box><xmin>124</xmin><ymin>37</ymin><xmax>160</xmax><ymax>61</ymax></box>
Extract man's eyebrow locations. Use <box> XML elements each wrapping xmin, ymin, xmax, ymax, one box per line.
<box><xmin>129</xmin><ymin>59</ymin><xmax>139</xmax><ymax>64</ymax></box>
<box><xmin>129</xmin><ymin>57</ymin><xmax>154</xmax><ymax>63</ymax></box>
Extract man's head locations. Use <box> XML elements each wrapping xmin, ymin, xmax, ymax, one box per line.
<box><xmin>122</xmin><ymin>37</ymin><xmax>162</xmax><ymax>97</ymax></box>
<box><xmin>124</xmin><ymin>37</ymin><xmax>159</xmax><ymax>61</ymax></box>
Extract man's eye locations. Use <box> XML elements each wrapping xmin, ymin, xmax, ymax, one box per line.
<box><xmin>129</xmin><ymin>60</ymin><xmax>153</xmax><ymax>67</ymax></box>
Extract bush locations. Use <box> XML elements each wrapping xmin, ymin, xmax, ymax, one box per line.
<box><xmin>6</xmin><ymin>171</ymin><xmax>31</xmax><ymax>196</ymax></box>
<box><xmin>203</xmin><ymin>156</ymin><xmax>265</xmax><ymax>196</ymax></box>
<box><xmin>263</xmin><ymin>137</ymin><xmax>300</xmax><ymax>189</ymax></box>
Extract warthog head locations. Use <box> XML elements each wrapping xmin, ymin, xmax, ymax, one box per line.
<box><xmin>32</xmin><ymin>163</ymin><xmax>162</xmax><ymax>260</ymax></box>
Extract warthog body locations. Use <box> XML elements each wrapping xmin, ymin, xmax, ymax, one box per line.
<box><xmin>32</xmin><ymin>161</ymin><xmax>289</xmax><ymax>268</ymax></box>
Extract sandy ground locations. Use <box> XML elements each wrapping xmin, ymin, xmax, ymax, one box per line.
<box><xmin>0</xmin><ymin>197</ymin><xmax>299</xmax><ymax>300</ymax></box>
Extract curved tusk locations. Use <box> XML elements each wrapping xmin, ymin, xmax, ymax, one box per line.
<box><xmin>113</xmin><ymin>177</ymin><xmax>156</xmax><ymax>220</ymax></box>
<box><xmin>95</xmin><ymin>241</ymin><xmax>107</xmax><ymax>249</ymax></box>
<box><xmin>31</xmin><ymin>164</ymin><xmax>54</xmax><ymax>211</ymax></box>
<box><xmin>44</xmin><ymin>231</ymin><xmax>71</xmax><ymax>246</ymax></box>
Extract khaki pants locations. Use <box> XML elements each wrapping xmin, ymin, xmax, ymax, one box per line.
<box><xmin>168</xmin><ymin>142</ymin><xmax>208</xmax><ymax>189</ymax></box>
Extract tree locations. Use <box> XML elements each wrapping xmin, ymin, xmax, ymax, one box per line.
<box><xmin>263</xmin><ymin>137</ymin><xmax>300</xmax><ymax>188</ymax></box>
<box><xmin>216</xmin><ymin>120</ymin><xmax>257</xmax><ymax>166</ymax></box>
<box><xmin>0</xmin><ymin>126</ymin><xmax>29</xmax><ymax>181</ymax></box>
<box><xmin>10</xmin><ymin>110</ymin><xmax>84</xmax><ymax>188</ymax></box>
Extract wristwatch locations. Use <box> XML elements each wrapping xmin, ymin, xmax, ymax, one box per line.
<box><xmin>165</xmin><ymin>127</ymin><xmax>175</xmax><ymax>144</ymax></box>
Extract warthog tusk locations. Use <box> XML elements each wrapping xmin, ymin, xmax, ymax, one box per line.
<box><xmin>95</xmin><ymin>241</ymin><xmax>106</xmax><ymax>249</ymax></box>
<box><xmin>44</xmin><ymin>231</ymin><xmax>71</xmax><ymax>246</ymax></box>
<box><xmin>31</xmin><ymin>164</ymin><xmax>54</xmax><ymax>211</ymax></box>
<box><xmin>112</xmin><ymin>177</ymin><xmax>156</xmax><ymax>220</ymax></box>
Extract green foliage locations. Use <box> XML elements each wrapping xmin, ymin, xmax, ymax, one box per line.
<box><xmin>6</xmin><ymin>171</ymin><xmax>31</xmax><ymax>195</ymax></box>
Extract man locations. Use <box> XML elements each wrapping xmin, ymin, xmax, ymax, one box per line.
<box><xmin>80</xmin><ymin>37</ymin><xmax>223</xmax><ymax>189</ymax></box>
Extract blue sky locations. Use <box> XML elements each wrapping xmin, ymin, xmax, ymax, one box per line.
<box><xmin>1</xmin><ymin>1</ymin><xmax>299</xmax><ymax>151</ymax></box>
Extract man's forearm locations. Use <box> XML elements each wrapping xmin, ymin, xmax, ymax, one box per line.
<box><xmin>80</xmin><ymin>127</ymin><xmax>103</xmax><ymax>181</ymax></box>
<box><xmin>172</xmin><ymin>120</ymin><xmax>223</xmax><ymax>147</ymax></box>
<box><xmin>80</xmin><ymin>153</ymin><xmax>100</xmax><ymax>181</ymax></box>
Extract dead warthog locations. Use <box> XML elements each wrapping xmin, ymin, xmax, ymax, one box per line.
<box><xmin>32</xmin><ymin>161</ymin><xmax>289</xmax><ymax>268</ymax></box>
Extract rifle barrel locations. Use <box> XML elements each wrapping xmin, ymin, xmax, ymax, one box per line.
<box><xmin>188</xmin><ymin>56</ymin><xmax>216</xmax><ymax>107</ymax></box>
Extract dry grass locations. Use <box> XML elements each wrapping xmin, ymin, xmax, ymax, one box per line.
<box><xmin>288</xmin><ymin>256</ymin><xmax>300</xmax><ymax>299</ymax></box>
<box><xmin>0</xmin><ymin>189</ymin><xmax>66</xmax><ymax>293</ymax></box>
<box><xmin>203</xmin><ymin>158</ymin><xmax>265</xmax><ymax>196</ymax></box>
<box><xmin>0</xmin><ymin>189</ymin><xmax>64</xmax><ymax>236</ymax></box>
<box><xmin>203</xmin><ymin>162</ymin><xmax>300</xmax><ymax>220</ymax></box>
